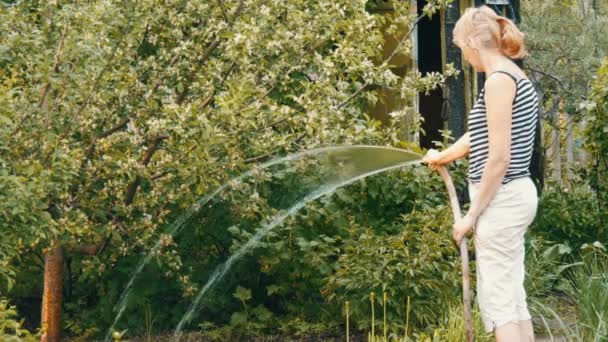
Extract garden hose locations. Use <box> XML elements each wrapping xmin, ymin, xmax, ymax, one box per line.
<box><xmin>437</xmin><ymin>165</ymin><xmax>474</xmax><ymax>342</ymax></box>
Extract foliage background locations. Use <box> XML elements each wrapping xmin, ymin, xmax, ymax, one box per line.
<box><xmin>0</xmin><ymin>0</ymin><xmax>606</xmax><ymax>340</ymax></box>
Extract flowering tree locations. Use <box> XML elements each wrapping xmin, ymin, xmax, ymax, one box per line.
<box><xmin>0</xmin><ymin>0</ymin><xmax>455</xmax><ymax>340</ymax></box>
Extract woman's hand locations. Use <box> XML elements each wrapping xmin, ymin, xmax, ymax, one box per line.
<box><xmin>422</xmin><ymin>149</ymin><xmax>444</xmax><ymax>170</ymax></box>
<box><xmin>421</xmin><ymin>132</ymin><xmax>471</xmax><ymax>171</ymax></box>
<box><xmin>453</xmin><ymin>213</ymin><xmax>476</xmax><ymax>246</ymax></box>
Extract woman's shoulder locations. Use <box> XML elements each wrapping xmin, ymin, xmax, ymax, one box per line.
<box><xmin>483</xmin><ymin>72</ymin><xmax>518</xmax><ymax>94</ymax></box>
<box><xmin>487</xmin><ymin>70</ymin><xmax>527</xmax><ymax>82</ymax></box>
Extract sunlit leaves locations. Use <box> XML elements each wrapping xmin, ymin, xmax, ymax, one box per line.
<box><xmin>0</xmin><ymin>0</ymin><xmax>456</xmax><ymax>335</ymax></box>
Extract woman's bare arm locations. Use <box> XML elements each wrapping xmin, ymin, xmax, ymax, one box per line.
<box><xmin>437</xmin><ymin>132</ymin><xmax>471</xmax><ymax>164</ymax></box>
<box><xmin>422</xmin><ymin>132</ymin><xmax>470</xmax><ymax>168</ymax></box>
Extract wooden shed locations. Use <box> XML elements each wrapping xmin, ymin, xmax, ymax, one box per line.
<box><xmin>368</xmin><ymin>0</ymin><xmax>522</xmax><ymax>149</ymax></box>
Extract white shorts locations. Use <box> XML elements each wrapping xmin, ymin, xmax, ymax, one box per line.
<box><xmin>468</xmin><ymin>176</ymin><xmax>538</xmax><ymax>333</ymax></box>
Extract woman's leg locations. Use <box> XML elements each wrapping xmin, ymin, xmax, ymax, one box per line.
<box><xmin>470</xmin><ymin>178</ymin><xmax>538</xmax><ymax>340</ymax></box>
<box><xmin>474</xmin><ymin>216</ymin><xmax>527</xmax><ymax>337</ymax></box>
<box><xmin>495</xmin><ymin>322</ymin><xmax>523</xmax><ymax>341</ymax></box>
<box><xmin>515</xmin><ymin>179</ymin><xmax>538</xmax><ymax>341</ymax></box>
<box><xmin>519</xmin><ymin>319</ymin><xmax>535</xmax><ymax>341</ymax></box>
<box><xmin>513</xmin><ymin>223</ymin><xmax>534</xmax><ymax>341</ymax></box>
<box><xmin>494</xmin><ymin>320</ymin><xmax>534</xmax><ymax>341</ymax></box>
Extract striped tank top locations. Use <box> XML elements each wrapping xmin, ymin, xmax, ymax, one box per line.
<box><xmin>468</xmin><ymin>70</ymin><xmax>539</xmax><ymax>184</ymax></box>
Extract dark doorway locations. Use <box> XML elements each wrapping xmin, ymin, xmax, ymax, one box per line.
<box><xmin>417</xmin><ymin>0</ymin><xmax>444</xmax><ymax>149</ymax></box>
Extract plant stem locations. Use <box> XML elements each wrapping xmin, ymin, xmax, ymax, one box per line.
<box><xmin>371</xmin><ymin>292</ymin><xmax>375</xmax><ymax>342</ymax></box>
<box><xmin>405</xmin><ymin>296</ymin><xmax>410</xmax><ymax>341</ymax></box>
<box><xmin>345</xmin><ymin>301</ymin><xmax>350</xmax><ymax>342</ymax></box>
<box><xmin>383</xmin><ymin>292</ymin><xmax>387</xmax><ymax>342</ymax></box>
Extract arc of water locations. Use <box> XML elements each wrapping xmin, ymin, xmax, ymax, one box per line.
<box><xmin>105</xmin><ymin>155</ymin><xmax>287</xmax><ymax>341</ymax></box>
<box><xmin>105</xmin><ymin>145</ymin><xmax>418</xmax><ymax>341</ymax></box>
<box><xmin>171</xmin><ymin>159</ymin><xmax>422</xmax><ymax>340</ymax></box>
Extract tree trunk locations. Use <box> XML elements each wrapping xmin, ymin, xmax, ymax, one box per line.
<box><xmin>41</xmin><ymin>244</ymin><xmax>64</xmax><ymax>342</ymax></box>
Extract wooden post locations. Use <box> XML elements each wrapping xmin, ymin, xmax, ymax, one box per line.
<box><xmin>565</xmin><ymin>112</ymin><xmax>575</xmax><ymax>182</ymax></box>
<box><xmin>41</xmin><ymin>244</ymin><xmax>64</xmax><ymax>342</ymax></box>
<box><xmin>444</xmin><ymin>0</ymin><xmax>467</xmax><ymax>139</ymax></box>
<box><xmin>549</xmin><ymin>109</ymin><xmax>562</xmax><ymax>184</ymax></box>
<box><xmin>474</xmin><ymin>0</ymin><xmax>485</xmax><ymax>95</ymax></box>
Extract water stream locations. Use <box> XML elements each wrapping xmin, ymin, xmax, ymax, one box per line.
<box><xmin>106</xmin><ymin>145</ymin><xmax>422</xmax><ymax>341</ymax></box>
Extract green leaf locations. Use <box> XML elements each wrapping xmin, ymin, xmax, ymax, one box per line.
<box><xmin>252</xmin><ymin>305</ymin><xmax>272</xmax><ymax>322</ymax></box>
<box><xmin>233</xmin><ymin>286</ymin><xmax>251</xmax><ymax>303</ymax></box>
<box><xmin>266</xmin><ymin>284</ymin><xmax>282</xmax><ymax>296</ymax></box>
<box><xmin>230</xmin><ymin>311</ymin><xmax>248</xmax><ymax>325</ymax></box>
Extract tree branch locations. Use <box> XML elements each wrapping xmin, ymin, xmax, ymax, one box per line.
<box><xmin>234</xmin><ymin>39</ymin><xmax>329</xmax><ymax>122</ymax></box>
<box><xmin>176</xmin><ymin>38</ymin><xmax>221</xmax><ymax>105</ymax></box>
<box><xmin>73</xmin><ymin>244</ymin><xmax>102</xmax><ymax>256</ymax></box>
<box><xmin>175</xmin><ymin>0</ymin><xmax>246</xmax><ymax>106</ymax></box>
<box><xmin>337</xmin><ymin>13</ymin><xmax>425</xmax><ymax>110</ymax></box>
<box><xmin>68</xmin><ymin>134</ymin><xmax>168</xmax><ymax>256</ymax></box>
<box><xmin>524</xmin><ymin>64</ymin><xmax>567</xmax><ymax>89</ymax></box>
<box><xmin>39</xmin><ymin>24</ymin><xmax>69</xmax><ymax>109</ymax></box>
<box><xmin>68</xmin><ymin>117</ymin><xmax>130</xmax><ymax>208</ymax></box>
<box><xmin>124</xmin><ymin>135</ymin><xmax>169</xmax><ymax>205</ymax></box>
<box><xmin>231</xmin><ymin>0</ymin><xmax>245</xmax><ymax>18</ymax></box>
<box><xmin>336</xmin><ymin>83</ymin><xmax>370</xmax><ymax>110</ymax></box>
<box><xmin>217</xmin><ymin>0</ymin><xmax>229</xmax><ymax>22</ymax></box>
<box><xmin>75</xmin><ymin>135</ymin><xmax>169</xmax><ymax>256</ymax></box>
<box><xmin>151</xmin><ymin>170</ymin><xmax>170</xmax><ymax>180</ymax></box>
<box><xmin>243</xmin><ymin>132</ymin><xmax>307</xmax><ymax>164</ymax></box>
<box><xmin>142</xmin><ymin>135</ymin><xmax>169</xmax><ymax>166</ymax></box>
<box><xmin>74</xmin><ymin>3</ymin><xmax>136</xmax><ymax>121</ymax></box>
<box><xmin>85</xmin><ymin>117</ymin><xmax>130</xmax><ymax>159</ymax></box>
<box><xmin>175</xmin><ymin>0</ymin><xmax>246</xmax><ymax>105</ymax></box>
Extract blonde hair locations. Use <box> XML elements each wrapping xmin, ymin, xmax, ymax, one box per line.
<box><xmin>453</xmin><ymin>5</ymin><xmax>527</xmax><ymax>59</ymax></box>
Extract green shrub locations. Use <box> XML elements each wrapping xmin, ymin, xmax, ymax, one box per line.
<box><xmin>531</xmin><ymin>180</ymin><xmax>603</xmax><ymax>249</ymax></box>
<box><xmin>0</xmin><ymin>0</ymin><xmax>454</xmax><ymax>338</ymax></box>
<box><xmin>582</xmin><ymin>58</ymin><xmax>608</xmax><ymax>222</ymax></box>
<box><xmin>564</xmin><ymin>247</ymin><xmax>608</xmax><ymax>339</ymax></box>
<box><xmin>323</xmin><ymin>204</ymin><xmax>462</xmax><ymax>333</ymax></box>
<box><xmin>186</xmin><ymin>163</ymin><xmax>467</xmax><ymax>336</ymax></box>
<box><xmin>524</xmin><ymin>238</ymin><xmax>578</xmax><ymax>299</ymax></box>
<box><xmin>529</xmin><ymin>246</ymin><xmax>608</xmax><ymax>341</ymax></box>
<box><xmin>0</xmin><ymin>298</ymin><xmax>36</xmax><ymax>342</ymax></box>
<box><xmin>432</xmin><ymin>301</ymin><xmax>493</xmax><ymax>342</ymax></box>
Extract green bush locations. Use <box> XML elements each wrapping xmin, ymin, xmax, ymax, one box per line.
<box><xmin>152</xmin><ymin>163</ymin><xmax>467</xmax><ymax>337</ymax></box>
<box><xmin>1</xmin><ymin>0</ymin><xmax>455</xmax><ymax>337</ymax></box>
<box><xmin>524</xmin><ymin>238</ymin><xmax>577</xmax><ymax>300</ymax></box>
<box><xmin>432</xmin><ymin>301</ymin><xmax>493</xmax><ymax>342</ymax></box>
<box><xmin>530</xmin><ymin>246</ymin><xmax>608</xmax><ymax>341</ymax></box>
<box><xmin>323</xmin><ymin>204</ymin><xmax>462</xmax><ymax>333</ymax></box>
<box><xmin>564</xmin><ymin>247</ymin><xmax>608</xmax><ymax>339</ymax></box>
<box><xmin>583</xmin><ymin>58</ymin><xmax>608</xmax><ymax>226</ymax></box>
<box><xmin>0</xmin><ymin>299</ymin><xmax>36</xmax><ymax>342</ymax></box>
<box><xmin>531</xmin><ymin>180</ymin><xmax>604</xmax><ymax>250</ymax></box>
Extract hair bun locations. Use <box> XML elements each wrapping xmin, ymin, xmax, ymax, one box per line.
<box><xmin>496</xmin><ymin>17</ymin><xmax>527</xmax><ymax>59</ymax></box>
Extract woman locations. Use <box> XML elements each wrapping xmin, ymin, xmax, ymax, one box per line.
<box><xmin>423</xmin><ymin>5</ymin><xmax>539</xmax><ymax>342</ymax></box>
